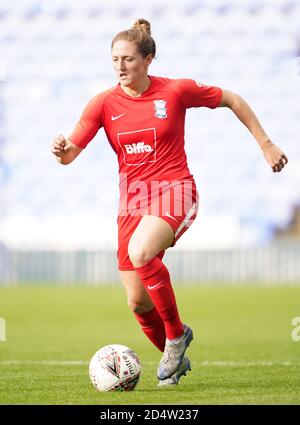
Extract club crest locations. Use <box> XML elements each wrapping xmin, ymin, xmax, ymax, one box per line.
<box><xmin>154</xmin><ymin>99</ymin><xmax>167</xmax><ymax>119</ymax></box>
<box><xmin>195</xmin><ymin>80</ymin><xmax>207</xmax><ymax>88</ymax></box>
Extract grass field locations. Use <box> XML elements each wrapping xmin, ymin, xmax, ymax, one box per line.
<box><xmin>0</xmin><ymin>285</ymin><xmax>300</xmax><ymax>405</ymax></box>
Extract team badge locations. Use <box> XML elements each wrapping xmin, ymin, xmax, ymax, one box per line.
<box><xmin>195</xmin><ymin>81</ymin><xmax>208</xmax><ymax>88</ymax></box>
<box><xmin>154</xmin><ymin>99</ymin><xmax>167</xmax><ymax>119</ymax></box>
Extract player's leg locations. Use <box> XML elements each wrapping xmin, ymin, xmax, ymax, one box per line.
<box><xmin>128</xmin><ymin>215</ymin><xmax>193</xmax><ymax>380</ymax></box>
<box><xmin>128</xmin><ymin>215</ymin><xmax>183</xmax><ymax>339</ymax></box>
<box><xmin>128</xmin><ymin>215</ymin><xmax>174</xmax><ymax>267</ymax></box>
<box><xmin>119</xmin><ymin>269</ymin><xmax>166</xmax><ymax>352</ymax></box>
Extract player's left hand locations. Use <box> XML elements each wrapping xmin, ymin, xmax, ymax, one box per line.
<box><xmin>262</xmin><ymin>142</ymin><xmax>288</xmax><ymax>173</ymax></box>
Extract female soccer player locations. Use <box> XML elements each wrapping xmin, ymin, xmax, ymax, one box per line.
<box><xmin>51</xmin><ymin>19</ymin><xmax>288</xmax><ymax>387</ymax></box>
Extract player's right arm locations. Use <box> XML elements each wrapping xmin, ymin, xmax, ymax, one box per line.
<box><xmin>51</xmin><ymin>134</ymin><xmax>83</xmax><ymax>165</ymax></box>
<box><xmin>51</xmin><ymin>92</ymin><xmax>106</xmax><ymax>165</ymax></box>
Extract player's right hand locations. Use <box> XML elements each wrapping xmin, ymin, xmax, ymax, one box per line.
<box><xmin>51</xmin><ymin>134</ymin><xmax>67</xmax><ymax>157</ymax></box>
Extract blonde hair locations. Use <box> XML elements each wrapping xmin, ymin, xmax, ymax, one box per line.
<box><xmin>111</xmin><ymin>19</ymin><xmax>156</xmax><ymax>58</ymax></box>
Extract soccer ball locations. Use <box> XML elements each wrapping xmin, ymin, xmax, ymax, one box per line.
<box><xmin>89</xmin><ymin>344</ymin><xmax>142</xmax><ymax>392</ymax></box>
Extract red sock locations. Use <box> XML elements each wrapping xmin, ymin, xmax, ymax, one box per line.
<box><xmin>134</xmin><ymin>307</ymin><xmax>166</xmax><ymax>352</ymax></box>
<box><xmin>134</xmin><ymin>256</ymin><xmax>184</xmax><ymax>340</ymax></box>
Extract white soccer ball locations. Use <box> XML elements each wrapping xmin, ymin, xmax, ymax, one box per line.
<box><xmin>89</xmin><ymin>344</ymin><xmax>142</xmax><ymax>392</ymax></box>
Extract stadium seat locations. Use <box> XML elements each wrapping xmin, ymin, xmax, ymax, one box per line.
<box><xmin>0</xmin><ymin>0</ymin><xmax>299</xmax><ymax>249</ymax></box>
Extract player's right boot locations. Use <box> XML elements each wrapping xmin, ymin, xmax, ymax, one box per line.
<box><xmin>157</xmin><ymin>324</ymin><xmax>193</xmax><ymax>380</ymax></box>
<box><xmin>157</xmin><ymin>357</ymin><xmax>191</xmax><ymax>387</ymax></box>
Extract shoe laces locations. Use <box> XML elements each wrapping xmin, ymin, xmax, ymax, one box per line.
<box><xmin>161</xmin><ymin>340</ymin><xmax>182</xmax><ymax>364</ymax></box>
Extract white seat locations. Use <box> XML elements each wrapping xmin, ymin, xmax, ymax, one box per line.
<box><xmin>1</xmin><ymin>0</ymin><xmax>299</xmax><ymax>249</ymax></box>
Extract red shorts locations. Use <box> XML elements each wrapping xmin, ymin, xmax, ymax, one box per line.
<box><xmin>117</xmin><ymin>179</ymin><xmax>199</xmax><ymax>271</ymax></box>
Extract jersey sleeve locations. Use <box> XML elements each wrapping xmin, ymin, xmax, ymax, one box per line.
<box><xmin>172</xmin><ymin>78</ymin><xmax>222</xmax><ymax>109</ymax></box>
<box><xmin>68</xmin><ymin>93</ymin><xmax>104</xmax><ymax>149</ymax></box>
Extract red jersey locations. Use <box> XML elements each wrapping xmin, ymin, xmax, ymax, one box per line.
<box><xmin>69</xmin><ymin>76</ymin><xmax>222</xmax><ymax>212</ymax></box>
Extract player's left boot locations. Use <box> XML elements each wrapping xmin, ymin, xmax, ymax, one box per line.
<box><xmin>157</xmin><ymin>357</ymin><xmax>191</xmax><ymax>387</ymax></box>
<box><xmin>157</xmin><ymin>324</ymin><xmax>193</xmax><ymax>380</ymax></box>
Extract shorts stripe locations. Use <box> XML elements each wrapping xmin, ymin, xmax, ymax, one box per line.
<box><xmin>174</xmin><ymin>202</ymin><xmax>197</xmax><ymax>238</ymax></box>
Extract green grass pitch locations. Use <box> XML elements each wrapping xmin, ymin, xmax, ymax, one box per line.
<box><xmin>0</xmin><ymin>285</ymin><xmax>300</xmax><ymax>404</ymax></box>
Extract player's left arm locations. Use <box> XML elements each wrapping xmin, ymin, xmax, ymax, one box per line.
<box><xmin>218</xmin><ymin>89</ymin><xmax>288</xmax><ymax>173</ymax></box>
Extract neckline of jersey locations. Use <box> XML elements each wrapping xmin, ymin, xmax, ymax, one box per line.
<box><xmin>116</xmin><ymin>75</ymin><xmax>155</xmax><ymax>100</ymax></box>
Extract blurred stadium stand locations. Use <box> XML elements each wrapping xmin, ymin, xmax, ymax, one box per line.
<box><xmin>0</xmin><ymin>0</ymin><xmax>299</xmax><ymax>284</ymax></box>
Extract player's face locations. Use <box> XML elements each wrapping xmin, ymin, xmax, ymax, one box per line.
<box><xmin>112</xmin><ymin>40</ymin><xmax>152</xmax><ymax>87</ymax></box>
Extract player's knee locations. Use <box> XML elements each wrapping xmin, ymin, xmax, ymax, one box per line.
<box><xmin>128</xmin><ymin>244</ymin><xmax>152</xmax><ymax>268</ymax></box>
